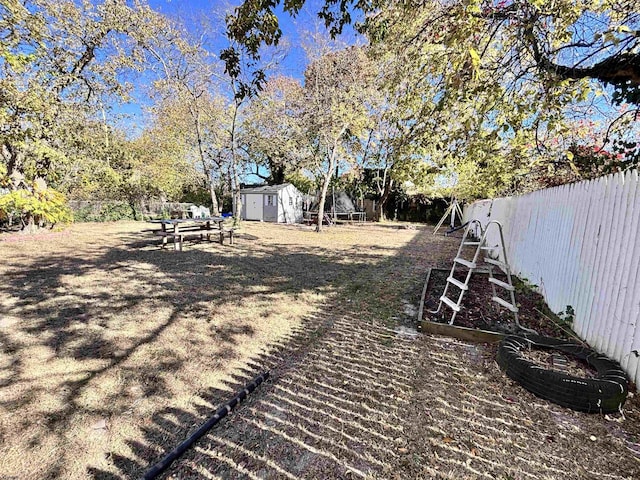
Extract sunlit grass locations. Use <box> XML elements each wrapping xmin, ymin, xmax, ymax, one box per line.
<box><xmin>0</xmin><ymin>220</ymin><xmax>430</xmax><ymax>479</ymax></box>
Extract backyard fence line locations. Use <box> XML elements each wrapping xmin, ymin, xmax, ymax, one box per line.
<box><xmin>464</xmin><ymin>170</ymin><xmax>640</xmax><ymax>388</ymax></box>
<box><xmin>68</xmin><ymin>200</ymin><xmax>195</xmax><ymax>216</ymax></box>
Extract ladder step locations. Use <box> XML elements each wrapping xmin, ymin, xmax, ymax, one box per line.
<box><xmin>454</xmin><ymin>258</ymin><xmax>476</xmax><ymax>268</ymax></box>
<box><xmin>484</xmin><ymin>257</ymin><xmax>509</xmax><ymax>271</ymax></box>
<box><xmin>446</xmin><ymin>277</ymin><xmax>468</xmax><ymax>290</ymax></box>
<box><xmin>440</xmin><ymin>296</ymin><xmax>461</xmax><ymax>312</ymax></box>
<box><xmin>492</xmin><ymin>296</ymin><xmax>518</xmax><ymax>312</ymax></box>
<box><xmin>463</xmin><ymin>242</ymin><xmax>494</xmax><ymax>252</ymax></box>
<box><xmin>488</xmin><ymin>277</ymin><xmax>515</xmax><ymax>291</ymax></box>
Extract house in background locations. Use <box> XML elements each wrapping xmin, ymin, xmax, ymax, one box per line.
<box><xmin>240</xmin><ymin>183</ymin><xmax>304</xmax><ymax>223</ymax></box>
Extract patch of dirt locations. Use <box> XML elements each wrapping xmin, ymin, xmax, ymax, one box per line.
<box><xmin>423</xmin><ymin>268</ymin><xmax>573</xmax><ymax>338</ymax></box>
<box><xmin>0</xmin><ymin>230</ymin><xmax>70</xmax><ymax>242</ymax></box>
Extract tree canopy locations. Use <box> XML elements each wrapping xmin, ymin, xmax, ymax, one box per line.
<box><xmin>241</xmin><ymin>76</ymin><xmax>308</xmax><ymax>184</ymax></box>
<box><xmin>0</xmin><ymin>0</ymin><xmax>176</xmax><ymax>227</ymax></box>
<box><xmin>2</xmin><ymin>0</ymin><xmax>639</xmax><ymax>230</ymax></box>
<box><xmin>225</xmin><ymin>0</ymin><xmax>639</xmax><ymax>201</ymax></box>
<box><xmin>227</xmin><ymin>1</ymin><xmax>640</xmax><ymax>102</ymax></box>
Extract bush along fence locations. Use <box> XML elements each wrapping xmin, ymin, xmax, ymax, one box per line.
<box><xmin>69</xmin><ymin>200</ymin><xmax>196</xmax><ymax>222</ymax></box>
<box><xmin>464</xmin><ymin>170</ymin><xmax>640</xmax><ymax>388</ymax></box>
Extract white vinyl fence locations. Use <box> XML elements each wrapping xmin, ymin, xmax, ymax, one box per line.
<box><xmin>464</xmin><ymin>170</ymin><xmax>640</xmax><ymax>386</ymax></box>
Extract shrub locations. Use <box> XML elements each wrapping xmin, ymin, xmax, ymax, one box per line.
<box><xmin>96</xmin><ymin>202</ymin><xmax>135</xmax><ymax>222</ymax></box>
<box><xmin>73</xmin><ymin>202</ymin><xmax>136</xmax><ymax>222</ymax></box>
<box><xmin>0</xmin><ymin>185</ymin><xmax>73</xmax><ymax>228</ymax></box>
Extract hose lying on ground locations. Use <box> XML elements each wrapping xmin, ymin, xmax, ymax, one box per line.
<box><xmin>143</xmin><ymin>371</ymin><xmax>270</xmax><ymax>479</ymax></box>
<box><xmin>445</xmin><ymin>221</ymin><xmax>470</xmax><ymax>236</ymax></box>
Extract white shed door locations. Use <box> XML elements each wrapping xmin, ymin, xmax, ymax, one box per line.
<box><xmin>245</xmin><ymin>194</ymin><xmax>263</xmax><ymax>220</ymax></box>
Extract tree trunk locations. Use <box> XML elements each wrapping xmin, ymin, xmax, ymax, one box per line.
<box><xmin>23</xmin><ymin>213</ymin><xmax>36</xmax><ymax>233</ymax></box>
<box><xmin>377</xmin><ymin>178</ymin><xmax>393</xmax><ymax>222</ymax></box>
<box><xmin>231</xmin><ymin>161</ymin><xmax>242</xmax><ymax>226</ymax></box>
<box><xmin>316</xmin><ymin>147</ymin><xmax>338</xmax><ymax>233</ymax></box>
<box><xmin>315</xmin><ymin>130</ymin><xmax>346</xmax><ymax>232</ymax></box>
<box><xmin>192</xmin><ymin>105</ymin><xmax>221</xmax><ymax>215</ymax></box>
<box><xmin>4</xmin><ymin>142</ymin><xmax>23</xmax><ymax>191</ymax></box>
<box><xmin>208</xmin><ymin>170</ymin><xmax>220</xmax><ymax>215</ymax></box>
<box><xmin>128</xmin><ymin>199</ymin><xmax>138</xmax><ymax>220</ymax></box>
<box><xmin>270</xmin><ymin>163</ymin><xmax>286</xmax><ymax>184</ymax></box>
<box><xmin>230</xmin><ymin>99</ymin><xmax>242</xmax><ymax>227</ymax></box>
<box><xmin>316</xmin><ymin>172</ymin><xmax>331</xmax><ymax>233</ymax></box>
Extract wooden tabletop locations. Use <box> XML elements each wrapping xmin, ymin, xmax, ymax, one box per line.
<box><xmin>148</xmin><ymin>217</ymin><xmax>225</xmax><ymax>224</ymax></box>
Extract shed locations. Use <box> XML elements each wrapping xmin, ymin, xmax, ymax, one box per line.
<box><xmin>240</xmin><ymin>183</ymin><xmax>304</xmax><ymax>223</ymax></box>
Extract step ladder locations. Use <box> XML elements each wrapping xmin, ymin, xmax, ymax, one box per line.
<box><xmin>429</xmin><ymin>220</ymin><xmax>536</xmax><ymax>333</ymax></box>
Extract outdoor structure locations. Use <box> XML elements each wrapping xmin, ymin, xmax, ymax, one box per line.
<box><xmin>464</xmin><ymin>169</ymin><xmax>640</xmax><ymax>387</ymax></box>
<box><xmin>433</xmin><ymin>198</ymin><xmax>464</xmax><ymax>234</ymax></box>
<box><xmin>240</xmin><ymin>183</ymin><xmax>304</xmax><ymax>223</ymax></box>
<box><xmin>304</xmin><ymin>190</ymin><xmax>367</xmax><ymax>224</ymax></box>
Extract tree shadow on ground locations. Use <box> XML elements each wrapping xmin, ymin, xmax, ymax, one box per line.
<box><xmin>0</xmin><ymin>223</ymin><xmax>459</xmax><ymax>479</ymax></box>
<box><xmin>76</xmin><ymin>223</ymin><xmax>640</xmax><ymax>480</ymax></box>
<box><xmin>76</xmin><ymin>225</ymin><xmax>459</xmax><ymax>479</ymax></box>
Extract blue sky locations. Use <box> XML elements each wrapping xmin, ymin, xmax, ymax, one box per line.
<box><xmin>147</xmin><ymin>0</ymin><xmax>342</xmax><ymax>79</ymax></box>
<box><xmin>118</xmin><ymin>0</ymin><xmax>360</xmax><ymax>131</ymax></box>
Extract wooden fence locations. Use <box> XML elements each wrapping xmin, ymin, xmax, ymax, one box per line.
<box><xmin>68</xmin><ymin>200</ymin><xmax>195</xmax><ymax>219</ymax></box>
<box><xmin>464</xmin><ymin>170</ymin><xmax>640</xmax><ymax>386</ymax></box>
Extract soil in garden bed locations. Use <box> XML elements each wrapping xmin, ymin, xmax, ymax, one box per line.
<box><xmin>520</xmin><ymin>348</ymin><xmax>598</xmax><ymax>378</ymax></box>
<box><xmin>423</xmin><ymin>268</ymin><xmax>574</xmax><ymax>339</ymax></box>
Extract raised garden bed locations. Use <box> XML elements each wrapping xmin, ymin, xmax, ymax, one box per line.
<box><xmin>419</xmin><ymin>268</ymin><xmax>576</xmax><ymax>341</ymax></box>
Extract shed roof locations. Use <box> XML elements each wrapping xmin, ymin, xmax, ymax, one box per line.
<box><xmin>239</xmin><ymin>183</ymin><xmax>296</xmax><ymax>194</ymax></box>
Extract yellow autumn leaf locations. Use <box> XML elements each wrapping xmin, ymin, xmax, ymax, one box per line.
<box><xmin>469</xmin><ymin>47</ymin><xmax>480</xmax><ymax>69</ymax></box>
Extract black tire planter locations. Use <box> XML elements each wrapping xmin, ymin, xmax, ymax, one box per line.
<box><xmin>496</xmin><ymin>334</ymin><xmax>628</xmax><ymax>413</ymax></box>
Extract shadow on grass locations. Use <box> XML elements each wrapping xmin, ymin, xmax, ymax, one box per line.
<box><xmin>0</xmin><ymin>224</ymin><xmax>459</xmax><ymax>479</ymax></box>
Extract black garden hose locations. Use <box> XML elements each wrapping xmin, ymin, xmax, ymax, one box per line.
<box><xmin>143</xmin><ymin>371</ymin><xmax>270</xmax><ymax>479</ymax></box>
<box><xmin>445</xmin><ymin>221</ymin><xmax>469</xmax><ymax>236</ymax></box>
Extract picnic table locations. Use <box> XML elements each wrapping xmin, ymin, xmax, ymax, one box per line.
<box><xmin>148</xmin><ymin>217</ymin><xmax>233</xmax><ymax>251</ymax></box>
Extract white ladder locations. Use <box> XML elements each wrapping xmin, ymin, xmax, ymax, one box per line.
<box><xmin>429</xmin><ymin>220</ymin><xmax>536</xmax><ymax>333</ymax></box>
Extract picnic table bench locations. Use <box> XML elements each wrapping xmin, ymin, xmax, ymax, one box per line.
<box><xmin>148</xmin><ymin>217</ymin><xmax>234</xmax><ymax>251</ymax></box>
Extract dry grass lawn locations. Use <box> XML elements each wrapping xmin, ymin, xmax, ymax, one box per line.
<box><xmin>1</xmin><ymin>220</ymin><xmax>640</xmax><ymax>480</ymax></box>
<box><xmin>0</xmin><ymin>221</ymin><xmax>435</xmax><ymax>479</ymax></box>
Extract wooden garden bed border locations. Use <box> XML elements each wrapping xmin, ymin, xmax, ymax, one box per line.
<box><xmin>417</xmin><ymin>268</ymin><xmax>506</xmax><ymax>344</ymax></box>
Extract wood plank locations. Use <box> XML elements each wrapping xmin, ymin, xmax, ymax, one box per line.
<box><xmin>219</xmin><ymin>229</ymin><xmax>235</xmax><ymax>245</ymax></box>
<box><xmin>416</xmin><ymin>268</ymin><xmax>433</xmax><ymax>324</ymax></box>
<box><xmin>155</xmin><ymin>231</ymin><xmax>206</xmax><ymax>238</ymax></box>
<box><xmin>419</xmin><ymin>320</ymin><xmax>505</xmax><ymax>343</ymax></box>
